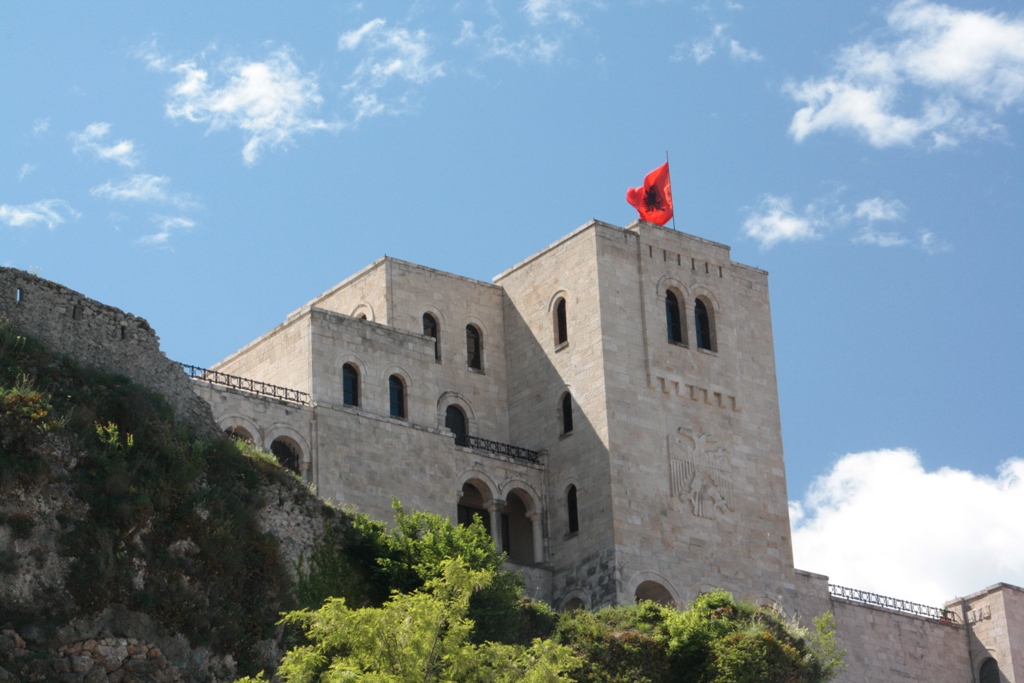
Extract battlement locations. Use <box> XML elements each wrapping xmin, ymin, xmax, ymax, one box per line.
<box><xmin>0</xmin><ymin>268</ymin><xmax>217</xmax><ymax>436</ymax></box>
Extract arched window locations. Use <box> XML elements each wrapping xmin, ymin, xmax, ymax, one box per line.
<box><xmin>666</xmin><ymin>291</ymin><xmax>683</xmax><ymax>344</ymax></box>
<box><xmin>225</xmin><ymin>426</ymin><xmax>254</xmax><ymax>444</ymax></box>
<box><xmin>567</xmin><ymin>485</ymin><xmax>579</xmax><ymax>534</ymax></box>
<box><xmin>466</xmin><ymin>325</ymin><xmax>482</xmax><ymax>370</ymax></box>
<box><xmin>980</xmin><ymin>658</ymin><xmax>1000</xmax><ymax>683</ymax></box>
<box><xmin>270</xmin><ymin>438</ymin><xmax>301</xmax><ymax>474</ymax></box>
<box><xmin>555</xmin><ymin>298</ymin><xmax>568</xmax><ymax>346</ymax></box>
<box><xmin>342</xmin><ymin>363</ymin><xmax>359</xmax><ymax>406</ymax></box>
<box><xmin>423</xmin><ymin>313</ymin><xmax>441</xmax><ymax>362</ymax></box>
<box><xmin>445</xmin><ymin>405</ymin><xmax>468</xmax><ymax>445</ymax></box>
<box><xmin>561</xmin><ymin>392</ymin><xmax>574</xmax><ymax>435</ymax></box>
<box><xmin>389</xmin><ymin>375</ymin><xmax>405</xmax><ymax>418</ymax></box>
<box><xmin>695</xmin><ymin>298</ymin><xmax>714</xmax><ymax>351</ymax></box>
<box><xmin>634</xmin><ymin>581</ymin><xmax>674</xmax><ymax>606</ymax></box>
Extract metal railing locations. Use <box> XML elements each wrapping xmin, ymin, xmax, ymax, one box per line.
<box><xmin>179</xmin><ymin>363</ymin><xmax>310</xmax><ymax>405</ymax></box>
<box><xmin>828</xmin><ymin>584</ymin><xmax>957</xmax><ymax>622</ymax></box>
<box><xmin>454</xmin><ymin>434</ymin><xmax>541</xmax><ymax>465</ymax></box>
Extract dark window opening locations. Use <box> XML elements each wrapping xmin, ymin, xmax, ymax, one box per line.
<box><xmin>446</xmin><ymin>405</ymin><xmax>468</xmax><ymax>445</ymax></box>
<box><xmin>695</xmin><ymin>299</ymin><xmax>713</xmax><ymax>351</ymax></box>
<box><xmin>555</xmin><ymin>298</ymin><xmax>568</xmax><ymax>345</ymax></box>
<box><xmin>665</xmin><ymin>291</ymin><xmax>683</xmax><ymax>344</ymax></box>
<box><xmin>120</xmin><ymin>327</ymin><xmax>126</xmax><ymax>340</ymax></box>
<box><xmin>980</xmin><ymin>658</ymin><xmax>999</xmax><ymax>683</ymax></box>
<box><xmin>567</xmin><ymin>485</ymin><xmax>579</xmax><ymax>534</ymax></box>
<box><xmin>343</xmin><ymin>363</ymin><xmax>359</xmax><ymax>406</ymax></box>
<box><xmin>423</xmin><ymin>313</ymin><xmax>441</xmax><ymax>362</ymax></box>
<box><xmin>457</xmin><ymin>483</ymin><xmax>491</xmax><ymax>537</ymax></box>
<box><xmin>457</xmin><ymin>504</ymin><xmax>491</xmax><ymax>536</ymax></box>
<box><xmin>561</xmin><ymin>393</ymin><xmax>574</xmax><ymax>435</ymax></box>
<box><xmin>357</xmin><ymin>314</ymin><xmax>367</xmax><ymax>320</ymax></box>
<box><xmin>270</xmin><ymin>439</ymin><xmax>300</xmax><ymax>474</ymax></box>
<box><xmin>635</xmin><ymin>581</ymin><xmax>674</xmax><ymax>606</ymax></box>
<box><xmin>466</xmin><ymin>325</ymin><xmax>482</xmax><ymax>370</ymax></box>
<box><xmin>389</xmin><ymin>375</ymin><xmax>405</xmax><ymax>418</ymax></box>
<box><xmin>705</xmin><ymin>262</ymin><xmax>709</xmax><ymax>274</ymax></box>
<box><xmin>72</xmin><ymin>305</ymin><xmax>83</xmax><ymax>320</ymax></box>
<box><xmin>225</xmin><ymin>426</ymin><xmax>254</xmax><ymax>444</ymax></box>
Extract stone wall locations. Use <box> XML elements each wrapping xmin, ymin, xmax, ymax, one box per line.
<box><xmin>948</xmin><ymin>583</ymin><xmax>1024</xmax><ymax>682</ymax></box>
<box><xmin>829</xmin><ymin>600</ymin><xmax>969</xmax><ymax>683</ymax></box>
<box><xmin>496</xmin><ymin>223</ymin><xmax>619</xmax><ymax>609</ymax></box>
<box><xmin>0</xmin><ymin>268</ymin><xmax>217</xmax><ymax>436</ymax></box>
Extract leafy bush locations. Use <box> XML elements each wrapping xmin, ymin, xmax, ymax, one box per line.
<box><xmin>276</xmin><ymin>558</ymin><xmax>580</xmax><ymax>683</ymax></box>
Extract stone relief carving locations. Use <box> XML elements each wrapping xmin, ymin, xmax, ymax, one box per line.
<box><xmin>670</xmin><ymin>427</ymin><xmax>733</xmax><ymax>519</ymax></box>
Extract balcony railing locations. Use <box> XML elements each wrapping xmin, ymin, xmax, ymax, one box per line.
<box><xmin>454</xmin><ymin>434</ymin><xmax>541</xmax><ymax>465</ymax></box>
<box><xmin>179</xmin><ymin>363</ymin><xmax>310</xmax><ymax>405</ymax></box>
<box><xmin>828</xmin><ymin>584</ymin><xmax>957</xmax><ymax>623</ymax></box>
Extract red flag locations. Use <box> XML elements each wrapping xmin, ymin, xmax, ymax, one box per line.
<box><xmin>626</xmin><ymin>162</ymin><xmax>673</xmax><ymax>226</ymax></box>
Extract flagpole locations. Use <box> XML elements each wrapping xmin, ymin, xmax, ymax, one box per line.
<box><xmin>666</xmin><ymin>150</ymin><xmax>677</xmax><ymax>231</ymax></box>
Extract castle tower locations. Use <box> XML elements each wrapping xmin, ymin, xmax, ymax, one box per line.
<box><xmin>497</xmin><ymin>220</ymin><xmax>794</xmax><ymax>608</ymax></box>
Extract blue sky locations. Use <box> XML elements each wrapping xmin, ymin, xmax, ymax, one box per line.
<box><xmin>2</xmin><ymin>0</ymin><xmax>1023</xmax><ymax>604</ymax></box>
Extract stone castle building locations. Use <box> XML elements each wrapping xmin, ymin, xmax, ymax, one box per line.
<box><xmin>2</xmin><ymin>219</ymin><xmax>1021</xmax><ymax>682</ymax></box>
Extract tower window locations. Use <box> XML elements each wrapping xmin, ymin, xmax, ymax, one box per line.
<box><xmin>446</xmin><ymin>405</ymin><xmax>468</xmax><ymax>445</ymax></box>
<box><xmin>466</xmin><ymin>325</ymin><xmax>482</xmax><ymax>370</ymax></box>
<box><xmin>555</xmin><ymin>298</ymin><xmax>568</xmax><ymax>346</ymax></box>
<box><xmin>561</xmin><ymin>392</ymin><xmax>574</xmax><ymax>435</ymax></box>
<box><xmin>343</xmin><ymin>363</ymin><xmax>359</xmax><ymax>406</ymax></box>
<box><xmin>666</xmin><ymin>291</ymin><xmax>683</xmax><ymax>344</ymax></box>
<box><xmin>389</xmin><ymin>375</ymin><xmax>405</xmax><ymax>418</ymax></box>
<box><xmin>567</xmin><ymin>485</ymin><xmax>579</xmax><ymax>534</ymax></box>
<box><xmin>423</xmin><ymin>313</ymin><xmax>441</xmax><ymax>362</ymax></box>
<box><xmin>695</xmin><ymin>299</ymin><xmax>714</xmax><ymax>351</ymax></box>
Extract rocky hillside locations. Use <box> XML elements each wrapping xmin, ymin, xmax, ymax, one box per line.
<box><xmin>0</xmin><ymin>316</ymin><xmax>333</xmax><ymax>683</ymax></box>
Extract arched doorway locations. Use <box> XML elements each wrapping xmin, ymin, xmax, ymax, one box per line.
<box><xmin>270</xmin><ymin>437</ymin><xmax>301</xmax><ymax>474</ymax></box>
<box><xmin>635</xmin><ymin>580</ymin><xmax>674</xmax><ymax>606</ymax></box>
<box><xmin>503</xmin><ymin>491</ymin><xmax>535</xmax><ymax>565</ymax></box>
<box><xmin>457</xmin><ymin>482</ymin><xmax>492</xmax><ymax>537</ymax></box>
<box><xmin>225</xmin><ymin>426</ymin><xmax>254</xmax><ymax>444</ymax></box>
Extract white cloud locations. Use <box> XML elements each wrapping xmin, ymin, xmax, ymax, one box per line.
<box><xmin>32</xmin><ymin>119</ymin><xmax>49</xmax><ymax>134</ymax></box>
<box><xmin>147</xmin><ymin>47</ymin><xmax>341</xmax><ymax>164</ymax></box>
<box><xmin>788</xmin><ymin>0</ymin><xmax>1024</xmax><ymax>147</ymax></box>
<box><xmin>91</xmin><ymin>174</ymin><xmax>195</xmax><ymax>208</ymax></box>
<box><xmin>339</xmin><ymin>19</ymin><xmax>444</xmax><ymax>121</ymax></box>
<box><xmin>455</xmin><ymin>21</ymin><xmax>560</xmax><ymax>64</ymax></box>
<box><xmin>523</xmin><ymin>0</ymin><xmax>590</xmax><ymax>26</ymax></box>
<box><xmin>0</xmin><ymin>200</ymin><xmax>78</xmax><ymax>229</ymax></box>
<box><xmin>742</xmin><ymin>195</ymin><xmax>821</xmax><ymax>249</ymax></box>
<box><xmin>791</xmin><ymin>449</ymin><xmax>1024</xmax><ymax>606</ymax></box>
<box><xmin>919</xmin><ymin>229</ymin><xmax>952</xmax><ymax>253</ymax></box>
<box><xmin>18</xmin><ymin>164</ymin><xmax>36</xmax><ymax>181</ymax></box>
<box><xmin>855</xmin><ymin>197</ymin><xmax>905</xmax><ymax>222</ymax></box>
<box><xmin>139</xmin><ymin>215</ymin><xmax>195</xmax><ymax>246</ymax></box>
<box><xmin>853</xmin><ymin>227</ymin><xmax>909</xmax><ymax>247</ymax></box>
<box><xmin>729</xmin><ymin>39</ymin><xmax>762</xmax><ymax>62</ymax></box>
<box><xmin>676</xmin><ymin>24</ymin><xmax>762</xmax><ymax>65</ymax></box>
<box><xmin>69</xmin><ymin>122</ymin><xmax>140</xmax><ymax>167</ymax></box>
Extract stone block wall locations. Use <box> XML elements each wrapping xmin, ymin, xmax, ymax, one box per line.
<box><xmin>590</xmin><ymin>222</ymin><xmax>796</xmax><ymax>607</ymax></box>
<box><xmin>496</xmin><ymin>223</ymin><xmax>619</xmax><ymax>609</ymax></box>
<box><xmin>948</xmin><ymin>583</ymin><xmax>1024</xmax><ymax>682</ymax></box>
<box><xmin>829</xmin><ymin>600</ymin><xmax>969</xmax><ymax>683</ymax></box>
<box><xmin>0</xmin><ymin>267</ymin><xmax>216</xmax><ymax>436</ymax></box>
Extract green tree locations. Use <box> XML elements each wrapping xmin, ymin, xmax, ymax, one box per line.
<box><xmin>270</xmin><ymin>558</ymin><xmax>579</xmax><ymax>683</ymax></box>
